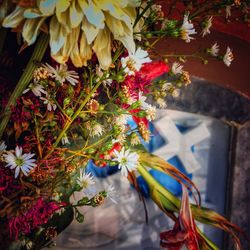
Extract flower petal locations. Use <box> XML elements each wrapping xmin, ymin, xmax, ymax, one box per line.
<box><xmin>39</xmin><ymin>0</ymin><xmax>56</xmax><ymax>16</ymax></box>
<box><xmin>69</xmin><ymin>27</ymin><xmax>83</xmax><ymax>67</ymax></box>
<box><xmin>93</xmin><ymin>28</ymin><xmax>112</xmax><ymax>70</ymax></box>
<box><xmin>2</xmin><ymin>6</ymin><xmax>25</xmax><ymax>28</ymax></box>
<box><xmin>70</xmin><ymin>0</ymin><xmax>83</xmax><ymax>28</ymax></box>
<box><xmin>105</xmin><ymin>13</ymin><xmax>135</xmax><ymax>54</ymax></box>
<box><xmin>22</xmin><ymin>17</ymin><xmax>46</xmax><ymax>45</ymax></box>
<box><xmin>49</xmin><ymin>16</ymin><xmax>67</xmax><ymax>54</ymax></box>
<box><xmin>79</xmin><ymin>32</ymin><xmax>93</xmax><ymax>66</ymax></box>
<box><xmin>81</xmin><ymin>16</ymin><xmax>99</xmax><ymax>44</ymax></box>
<box><xmin>81</xmin><ymin>0</ymin><xmax>105</xmax><ymax>29</ymax></box>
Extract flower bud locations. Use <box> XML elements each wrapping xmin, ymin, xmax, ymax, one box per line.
<box><xmin>63</xmin><ymin>98</ymin><xmax>71</xmax><ymax>107</ymax></box>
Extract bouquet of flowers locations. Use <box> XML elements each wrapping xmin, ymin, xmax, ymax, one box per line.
<box><xmin>0</xmin><ymin>1</ymin><xmax>249</xmax><ymax>249</ymax></box>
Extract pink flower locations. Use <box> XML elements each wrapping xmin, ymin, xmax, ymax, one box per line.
<box><xmin>8</xmin><ymin>198</ymin><xmax>64</xmax><ymax>239</ymax></box>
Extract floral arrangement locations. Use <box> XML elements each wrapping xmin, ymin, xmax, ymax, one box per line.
<box><xmin>0</xmin><ymin>1</ymin><xmax>249</xmax><ymax>249</ymax></box>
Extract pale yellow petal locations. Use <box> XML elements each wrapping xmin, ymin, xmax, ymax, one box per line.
<box><xmin>51</xmin><ymin>47</ymin><xmax>69</xmax><ymax>65</ymax></box>
<box><xmin>55</xmin><ymin>0</ymin><xmax>70</xmax><ymax>13</ymax></box>
<box><xmin>2</xmin><ymin>6</ymin><xmax>25</xmax><ymax>28</ymax></box>
<box><xmin>22</xmin><ymin>17</ymin><xmax>46</xmax><ymax>45</ymax></box>
<box><xmin>93</xmin><ymin>28</ymin><xmax>111</xmax><ymax>70</ymax></box>
<box><xmin>56</xmin><ymin>8</ymin><xmax>71</xmax><ymax>31</ymax></box>
<box><xmin>81</xmin><ymin>16</ymin><xmax>99</xmax><ymax>44</ymax></box>
<box><xmin>69</xmin><ymin>27</ymin><xmax>83</xmax><ymax>67</ymax></box>
<box><xmin>105</xmin><ymin>14</ymin><xmax>135</xmax><ymax>54</ymax></box>
<box><xmin>70</xmin><ymin>0</ymin><xmax>83</xmax><ymax>28</ymax></box>
<box><xmin>49</xmin><ymin>16</ymin><xmax>67</xmax><ymax>54</ymax></box>
<box><xmin>79</xmin><ymin>32</ymin><xmax>93</xmax><ymax>66</ymax></box>
<box><xmin>81</xmin><ymin>0</ymin><xmax>105</xmax><ymax>29</ymax></box>
<box><xmin>24</xmin><ymin>8</ymin><xmax>43</xmax><ymax>19</ymax></box>
<box><xmin>39</xmin><ymin>0</ymin><xmax>56</xmax><ymax>16</ymax></box>
<box><xmin>51</xmin><ymin>27</ymin><xmax>75</xmax><ymax>64</ymax></box>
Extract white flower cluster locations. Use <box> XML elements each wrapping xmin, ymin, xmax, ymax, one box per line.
<box><xmin>23</xmin><ymin>64</ymin><xmax>79</xmax><ymax>112</ymax></box>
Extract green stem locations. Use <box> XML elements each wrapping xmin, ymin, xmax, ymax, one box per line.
<box><xmin>137</xmin><ymin>164</ymin><xmax>180</xmax><ymax>211</ymax></box>
<box><xmin>162</xmin><ymin>53</ymin><xmax>205</xmax><ymax>61</ymax></box>
<box><xmin>45</xmin><ymin>81</ymin><xmax>103</xmax><ymax>158</ymax></box>
<box><xmin>0</xmin><ymin>33</ymin><xmax>49</xmax><ymax>139</ymax></box>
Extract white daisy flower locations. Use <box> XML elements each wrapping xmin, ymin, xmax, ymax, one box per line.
<box><xmin>223</xmin><ymin>47</ymin><xmax>234</xmax><ymax>67</ymax></box>
<box><xmin>43</xmin><ymin>63</ymin><xmax>79</xmax><ymax>86</ymax></box>
<box><xmin>77</xmin><ymin>169</ymin><xmax>96</xmax><ymax>197</ymax></box>
<box><xmin>210</xmin><ymin>43</ymin><xmax>220</xmax><ymax>56</ymax></box>
<box><xmin>121</xmin><ymin>47</ymin><xmax>152</xmax><ymax>76</ymax></box>
<box><xmin>0</xmin><ymin>141</ymin><xmax>7</xmax><ymax>152</ymax></box>
<box><xmin>23</xmin><ymin>83</ymin><xmax>47</xmax><ymax>97</ymax></box>
<box><xmin>105</xmin><ymin>184</ymin><xmax>118</xmax><ymax>204</ymax></box>
<box><xmin>89</xmin><ymin>123</ymin><xmax>104</xmax><ymax>137</ymax></box>
<box><xmin>180</xmin><ymin>13</ymin><xmax>197</xmax><ymax>43</ymax></box>
<box><xmin>61</xmin><ymin>134</ymin><xmax>70</xmax><ymax>145</ymax></box>
<box><xmin>113</xmin><ymin>147</ymin><xmax>139</xmax><ymax>177</ymax></box>
<box><xmin>4</xmin><ymin>146</ymin><xmax>36</xmax><ymax>178</ymax></box>
<box><xmin>201</xmin><ymin>16</ymin><xmax>213</xmax><ymax>37</ymax></box>
<box><xmin>171</xmin><ymin>62</ymin><xmax>183</xmax><ymax>75</ymax></box>
<box><xmin>40</xmin><ymin>96</ymin><xmax>57</xmax><ymax>111</ymax></box>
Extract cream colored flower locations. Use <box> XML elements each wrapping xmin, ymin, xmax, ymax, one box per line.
<box><xmin>172</xmin><ymin>89</ymin><xmax>181</xmax><ymax>98</ymax></box>
<box><xmin>171</xmin><ymin>62</ymin><xmax>183</xmax><ymax>75</ymax></box>
<box><xmin>3</xmin><ymin>0</ymin><xmax>140</xmax><ymax>69</ymax></box>
<box><xmin>223</xmin><ymin>47</ymin><xmax>234</xmax><ymax>67</ymax></box>
<box><xmin>180</xmin><ymin>13</ymin><xmax>196</xmax><ymax>42</ymax></box>
<box><xmin>201</xmin><ymin>16</ymin><xmax>213</xmax><ymax>37</ymax></box>
<box><xmin>61</xmin><ymin>134</ymin><xmax>70</xmax><ymax>145</ymax></box>
<box><xmin>23</xmin><ymin>83</ymin><xmax>47</xmax><ymax>97</ymax></box>
<box><xmin>88</xmin><ymin>122</ymin><xmax>104</xmax><ymax>137</ymax></box>
<box><xmin>43</xmin><ymin>63</ymin><xmax>79</xmax><ymax>86</ymax></box>
<box><xmin>209</xmin><ymin>43</ymin><xmax>219</xmax><ymax>57</ymax></box>
<box><xmin>146</xmin><ymin>105</ymin><xmax>156</xmax><ymax>121</ymax></box>
<box><xmin>156</xmin><ymin>98</ymin><xmax>167</xmax><ymax>108</ymax></box>
<box><xmin>162</xmin><ymin>82</ymin><xmax>173</xmax><ymax>91</ymax></box>
<box><xmin>121</xmin><ymin>47</ymin><xmax>151</xmax><ymax>75</ymax></box>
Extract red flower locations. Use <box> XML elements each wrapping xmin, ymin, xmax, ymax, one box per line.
<box><xmin>160</xmin><ymin>186</ymin><xmax>199</xmax><ymax>250</ymax></box>
<box><xmin>123</xmin><ymin>61</ymin><xmax>169</xmax><ymax>94</ymax></box>
<box><xmin>140</xmin><ymin>61</ymin><xmax>170</xmax><ymax>82</ymax></box>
